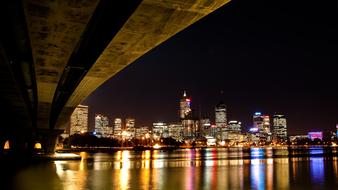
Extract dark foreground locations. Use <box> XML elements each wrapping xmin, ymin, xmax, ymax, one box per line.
<box><xmin>1</xmin><ymin>147</ymin><xmax>338</xmax><ymax>190</ymax></box>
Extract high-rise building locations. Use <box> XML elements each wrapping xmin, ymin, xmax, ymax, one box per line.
<box><xmin>70</xmin><ymin>104</ymin><xmax>88</xmax><ymax>135</ymax></box>
<box><xmin>228</xmin><ymin>120</ymin><xmax>241</xmax><ymax>133</ymax></box>
<box><xmin>153</xmin><ymin>122</ymin><xmax>168</xmax><ymax>139</ymax></box>
<box><xmin>215</xmin><ymin>101</ymin><xmax>227</xmax><ymax>140</ymax></box>
<box><xmin>199</xmin><ymin>118</ymin><xmax>211</xmax><ymax>136</ymax></box>
<box><xmin>179</xmin><ymin>91</ymin><xmax>192</xmax><ymax>120</ymax></box>
<box><xmin>263</xmin><ymin>115</ymin><xmax>270</xmax><ymax>133</ymax></box>
<box><xmin>168</xmin><ymin>122</ymin><xmax>183</xmax><ymax>141</ymax></box>
<box><xmin>253</xmin><ymin>112</ymin><xmax>264</xmax><ymax>130</ymax></box>
<box><xmin>273</xmin><ymin>113</ymin><xmax>287</xmax><ymax>141</ymax></box>
<box><xmin>95</xmin><ymin>114</ymin><xmax>111</xmax><ymax>138</ymax></box>
<box><xmin>182</xmin><ymin>119</ymin><xmax>195</xmax><ymax>138</ymax></box>
<box><xmin>125</xmin><ymin>118</ymin><xmax>135</xmax><ymax>129</ymax></box>
<box><xmin>113</xmin><ymin>118</ymin><xmax>122</xmax><ymax>138</ymax></box>
<box><xmin>124</xmin><ymin>118</ymin><xmax>136</xmax><ymax>138</ymax></box>
<box><xmin>135</xmin><ymin>126</ymin><xmax>150</xmax><ymax>139</ymax></box>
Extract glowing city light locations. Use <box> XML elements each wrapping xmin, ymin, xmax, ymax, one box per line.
<box><xmin>153</xmin><ymin>144</ymin><xmax>161</xmax><ymax>149</ymax></box>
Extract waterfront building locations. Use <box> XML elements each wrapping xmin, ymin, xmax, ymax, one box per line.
<box><xmin>153</xmin><ymin>122</ymin><xmax>168</xmax><ymax>139</ymax></box>
<box><xmin>289</xmin><ymin>135</ymin><xmax>308</xmax><ymax>142</ymax></box>
<box><xmin>70</xmin><ymin>104</ymin><xmax>88</xmax><ymax>135</ymax></box>
<box><xmin>209</xmin><ymin>124</ymin><xmax>218</xmax><ymax>138</ymax></box>
<box><xmin>263</xmin><ymin>115</ymin><xmax>271</xmax><ymax>133</ymax></box>
<box><xmin>125</xmin><ymin>118</ymin><xmax>136</xmax><ymax>138</ymax></box>
<box><xmin>228</xmin><ymin>120</ymin><xmax>241</xmax><ymax>133</ymax></box>
<box><xmin>135</xmin><ymin>126</ymin><xmax>150</xmax><ymax>139</ymax></box>
<box><xmin>272</xmin><ymin>113</ymin><xmax>288</xmax><ymax>141</ymax></box>
<box><xmin>113</xmin><ymin>118</ymin><xmax>122</xmax><ymax>138</ymax></box>
<box><xmin>199</xmin><ymin>118</ymin><xmax>211</xmax><ymax>137</ymax></box>
<box><xmin>95</xmin><ymin>114</ymin><xmax>112</xmax><ymax>138</ymax></box>
<box><xmin>182</xmin><ymin>119</ymin><xmax>195</xmax><ymax>138</ymax></box>
<box><xmin>168</xmin><ymin>122</ymin><xmax>184</xmax><ymax>141</ymax></box>
<box><xmin>125</xmin><ymin>118</ymin><xmax>135</xmax><ymax>129</ymax></box>
<box><xmin>308</xmin><ymin>131</ymin><xmax>323</xmax><ymax>141</ymax></box>
<box><xmin>215</xmin><ymin>101</ymin><xmax>227</xmax><ymax>140</ymax></box>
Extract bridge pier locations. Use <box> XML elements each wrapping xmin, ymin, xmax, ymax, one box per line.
<box><xmin>0</xmin><ymin>128</ymin><xmax>64</xmax><ymax>160</ymax></box>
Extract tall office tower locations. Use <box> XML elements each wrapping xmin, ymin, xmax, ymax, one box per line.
<box><xmin>199</xmin><ymin>118</ymin><xmax>211</xmax><ymax>136</ymax></box>
<box><xmin>153</xmin><ymin>122</ymin><xmax>168</xmax><ymax>138</ymax></box>
<box><xmin>125</xmin><ymin>118</ymin><xmax>136</xmax><ymax>138</ymax></box>
<box><xmin>125</xmin><ymin>118</ymin><xmax>135</xmax><ymax>129</ymax></box>
<box><xmin>182</xmin><ymin>119</ymin><xmax>195</xmax><ymax>138</ymax></box>
<box><xmin>228</xmin><ymin>120</ymin><xmax>242</xmax><ymax>133</ymax></box>
<box><xmin>272</xmin><ymin>113</ymin><xmax>288</xmax><ymax>141</ymax></box>
<box><xmin>179</xmin><ymin>91</ymin><xmax>192</xmax><ymax>120</ymax></box>
<box><xmin>113</xmin><ymin>118</ymin><xmax>122</xmax><ymax>137</ymax></box>
<box><xmin>70</xmin><ymin>104</ymin><xmax>88</xmax><ymax>135</ymax></box>
<box><xmin>253</xmin><ymin>112</ymin><xmax>264</xmax><ymax>130</ymax></box>
<box><xmin>95</xmin><ymin>114</ymin><xmax>111</xmax><ymax>138</ymax></box>
<box><xmin>168</xmin><ymin>122</ymin><xmax>183</xmax><ymax>141</ymax></box>
<box><xmin>263</xmin><ymin>115</ymin><xmax>271</xmax><ymax>133</ymax></box>
<box><xmin>215</xmin><ymin>101</ymin><xmax>227</xmax><ymax>140</ymax></box>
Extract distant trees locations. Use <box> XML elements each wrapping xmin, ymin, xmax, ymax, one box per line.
<box><xmin>65</xmin><ymin>133</ymin><xmax>120</xmax><ymax>147</ymax></box>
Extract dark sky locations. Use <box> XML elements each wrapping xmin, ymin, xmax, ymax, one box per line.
<box><xmin>83</xmin><ymin>0</ymin><xmax>338</xmax><ymax>135</ymax></box>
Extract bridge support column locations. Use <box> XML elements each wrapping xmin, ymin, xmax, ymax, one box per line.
<box><xmin>39</xmin><ymin>129</ymin><xmax>64</xmax><ymax>154</ymax></box>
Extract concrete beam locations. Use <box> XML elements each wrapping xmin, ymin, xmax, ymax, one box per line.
<box><xmin>55</xmin><ymin>0</ymin><xmax>230</xmax><ymax>128</ymax></box>
<box><xmin>23</xmin><ymin>0</ymin><xmax>100</xmax><ymax>129</ymax></box>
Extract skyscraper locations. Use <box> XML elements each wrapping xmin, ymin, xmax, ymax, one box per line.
<box><xmin>263</xmin><ymin>115</ymin><xmax>271</xmax><ymax>133</ymax></box>
<box><xmin>125</xmin><ymin>118</ymin><xmax>136</xmax><ymax>138</ymax></box>
<box><xmin>228</xmin><ymin>120</ymin><xmax>241</xmax><ymax>133</ymax></box>
<box><xmin>113</xmin><ymin>118</ymin><xmax>122</xmax><ymax>138</ymax></box>
<box><xmin>253</xmin><ymin>112</ymin><xmax>271</xmax><ymax>141</ymax></box>
<box><xmin>273</xmin><ymin>113</ymin><xmax>287</xmax><ymax>141</ymax></box>
<box><xmin>70</xmin><ymin>104</ymin><xmax>88</xmax><ymax>135</ymax></box>
<box><xmin>179</xmin><ymin>91</ymin><xmax>192</xmax><ymax>120</ymax></box>
<box><xmin>253</xmin><ymin>112</ymin><xmax>264</xmax><ymax>130</ymax></box>
<box><xmin>125</xmin><ymin>118</ymin><xmax>135</xmax><ymax>129</ymax></box>
<box><xmin>95</xmin><ymin>114</ymin><xmax>111</xmax><ymax>138</ymax></box>
<box><xmin>215</xmin><ymin>102</ymin><xmax>227</xmax><ymax>140</ymax></box>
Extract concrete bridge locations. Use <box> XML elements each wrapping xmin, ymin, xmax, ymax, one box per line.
<box><xmin>0</xmin><ymin>0</ymin><xmax>230</xmax><ymax>155</ymax></box>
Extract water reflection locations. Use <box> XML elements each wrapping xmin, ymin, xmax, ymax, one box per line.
<box><xmin>6</xmin><ymin>147</ymin><xmax>338</xmax><ymax>189</ymax></box>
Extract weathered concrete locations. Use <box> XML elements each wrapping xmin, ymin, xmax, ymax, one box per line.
<box><xmin>24</xmin><ymin>0</ymin><xmax>100</xmax><ymax>129</ymax></box>
<box><xmin>55</xmin><ymin>0</ymin><xmax>231</xmax><ymax>129</ymax></box>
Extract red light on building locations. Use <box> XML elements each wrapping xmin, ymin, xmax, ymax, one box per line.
<box><xmin>186</xmin><ymin>99</ymin><xmax>191</xmax><ymax>102</ymax></box>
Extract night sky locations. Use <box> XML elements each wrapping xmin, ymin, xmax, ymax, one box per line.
<box><xmin>83</xmin><ymin>0</ymin><xmax>337</xmax><ymax>135</ymax></box>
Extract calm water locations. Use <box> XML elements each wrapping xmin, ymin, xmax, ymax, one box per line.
<box><xmin>6</xmin><ymin>147</ymin><xmax>338</xmax><ymax>190</ymax></box>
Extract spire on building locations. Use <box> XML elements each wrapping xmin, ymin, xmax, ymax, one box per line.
<box><xmin>183</xmin><ymin>90</ymin><xmax>186</xmax><ymax>97</ymax></box>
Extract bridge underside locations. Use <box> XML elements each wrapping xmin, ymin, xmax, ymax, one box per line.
<box><xmin>0</xmin><ymin>0</ymin><xmax>230</xmax><ymax>155</ymax></box>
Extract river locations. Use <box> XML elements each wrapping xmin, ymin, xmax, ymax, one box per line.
<box><xmin>3</xmin><ymin>147</ymin><xmax>338</xmax><ymax>190</ymax></box>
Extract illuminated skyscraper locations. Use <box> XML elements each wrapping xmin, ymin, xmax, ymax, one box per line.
<box><xmin>125</xmin><ymin>118</ymin><xmax>136</xmax><ymax>138</ymax></box>
<box><xmin>70</xmin><ymin>104</ymin><xmax>88</xmax><ymax>135</ymax></box>
<box><xmin>228</xmin><ymin>120</ymin><xmax>241</xmax><ymax>133</ymax></box>
<box><xmin>253</xmin><ymin>112</ymin><xmax>271</xmax><ymax>141</ymax></box>
<box><xmin>95</xmin><ymin>114</ymin><xmax>111</xmax><ymax>138</ymax></box>
<box><xmin>113</xmin><ymin>118</ymin><xmax>122</xmax><ymax>138</ymax></box>
<box><xmin>272</xmin><ymin>113</ymin><xmax>287</xmax><ymax>141</ymax></box>
<box><xmin>263</xmin><ymin>115</ymin><xmax>271</xmax><ymax>133</ymax></box>
<box><xmin>153</xmin><ymin>122</ymin><xmax>168</xmax><ymax>138</ymax></box>
<box><xmin>125</xmin><ymin>118</ymin><xmax>135</xmax><ymax>129</ymax></box>
<box><xmin>253</xmin><ymin>112</ymin><xmax>264</xmax><ymax>130</ymax></box>
<box><xmin>168</xmin><ymin>122</ymin><xmax>184</xmax><ymax>141</ymax></box>
<box><xmin>179</xmin><ymin>91</ymin><xmax>192</xmax><ymax>120</ymax></box>
<box><xmin>215</xmin><ymin>101</ymin><xmax>227</xmax><ymax>140</ymax></box>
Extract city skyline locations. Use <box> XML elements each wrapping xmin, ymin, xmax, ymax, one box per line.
<box><xmin>83</xmin><ymin>0</ymin><xmax>337</xmax><ymax>135</ymax></box>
